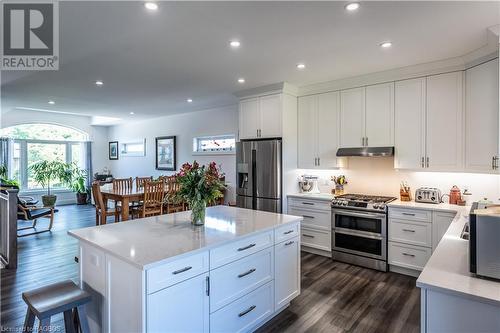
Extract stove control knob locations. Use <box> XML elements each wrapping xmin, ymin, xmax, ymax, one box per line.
<box><xmin>379</xmin><ymin>204</ymin><xmax>386</xmax><ymax>210</ymax></box>
<box><xmin>373</xmin><ymin>204</ymin><xmax>379</xmax><ymax>209</ymax></box>
<box><xmin>342</xmin><ymin>201</ymin><xmax>348</xmax><ymax>206</ymax></box>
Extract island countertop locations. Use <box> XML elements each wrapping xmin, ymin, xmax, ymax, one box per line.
<box><xmin>68</xmin><ymin>205</ymin><xmax>302</xmax><ymax>270</ymax></box>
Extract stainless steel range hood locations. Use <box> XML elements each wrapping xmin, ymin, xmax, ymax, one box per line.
<box><xmin>336</xmin><ymin>147</ymin><xmax>394</xmax><ymax>157</ymax></box>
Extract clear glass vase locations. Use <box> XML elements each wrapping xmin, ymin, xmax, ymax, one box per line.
<box><xmin>190</xmin><ymin>200</ymin><xmax>206</xmax><ymax>226</ymax></box>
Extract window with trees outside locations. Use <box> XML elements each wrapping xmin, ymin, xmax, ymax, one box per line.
<box><xmin>1</xmin><ymin>124</ymin><xmax>89</xmax><ymax>191</ymax></box>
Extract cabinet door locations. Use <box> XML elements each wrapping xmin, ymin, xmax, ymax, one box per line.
<box><xmin>365</xmin><ymin>82</ymin><xmax>394</xmax><ymax>147</ymax></box>
<box><xmin>394</xmin><ymin>78</ymin><xmax>426</xmax><ymax>169</ymax></box>
<box><xmin>259</xmin><ymin>94</ymin><xmax>282</xmax><ymax>138</ymax></box>
<box><xmin>426</xmin><ymin>72</ymin><xmax>464</xmax><ymax>171</ymax></box>
<box><xmin>297</xmin><ymin>95</ymin><xmax>318</xmax><ymax>169</ymax></box>
<box><xmin>147</xmin><ymin>273</ymin><xmax>209</xmax><ymax>333</ymax></box>
<box><xmin>239</xmin><ymin>98</ymin><xmax>260</xmax><ymax>140</ymax></box>
<box><xmin>275</xmin><ymin>236</ymin><xmax>300</xmax><ymax>309</ymax></box>
<box><xmin>340</xmin><ymin>87</ymin><xmax>365</xmax><ymax>148</ymax></box>
<box><xmin>465</xmin><ymin>59</ymin><xmax>499</xmax><ymax>172</ymax></box>
<box><xmin>317</xmin><ymin>91</ymin><xmax>341</xmax><ymax>168</ymax></box>
<box><xmin>432</xmin><ymin>211</ymin><xmax>456</xmax><ymax>251</ymax></box>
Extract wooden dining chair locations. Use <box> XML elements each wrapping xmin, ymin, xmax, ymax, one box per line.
<box><xmin>141</xmin><ymin>180</ymin><xmax>165</xmax><ymax>218</ymax></box>
<box><xmin>112</xmin><ymin>177</ymin><xmax>133</xmax><ymax>192</ymax></box>
<box><xmin>164</xmin><ymin>176</ymin><xmax>186</xmax><ymax>214</ymax></box>
<box><xmin>92</xmin><ymin>182</ymin><xmax>120</xmax><ymax>225</ymax></box>
<box><xmin>136</xmin><ymin>176</ymin><xmax>153</xmax><ymax>189</ymax></box>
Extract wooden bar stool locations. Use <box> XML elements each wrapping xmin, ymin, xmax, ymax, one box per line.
<box><xmin>22</xmin><ymin>280</ymin><xmax>91</xmax><ymax>333</ymax></box>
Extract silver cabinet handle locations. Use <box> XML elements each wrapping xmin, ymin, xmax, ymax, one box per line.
<box><xmin>302</xmin><ymin>202</ymin><xmax>314</xmax><ymax>205</ymax></box>
<box><xmin>365</xmin><ymin>137</ymin><xmax>368</xmax><ymax>146</ymax></box>
<box><xmin>402</xmin><ymin>252</ymin><xmax>415</xmax><ymax>257</ymax></box>
<box><xmin>283</xmin><ymin>230</ymin><xmax>294</xmax><ymax>235</ymax></box>
<box><xmin>237</xmin><ymin>243</ymin><xmax>256</xmax><ymax>251</ymax></box>
<box><xmin>421</xmin><ymin>157</ymin><xmax>425</xmax><ymax>168</ymax></box>
<box><xmin>285</xmin><ymin>241</ymin><xmax>294</xmax><ymax>246</ymax></box>
<box><xmin>492</xmin><ymin>156</ymin><xmax>495</xmax><ymax>170</ymax></box>
<box><xmin>302</xmin><ymin>234</ymin><xmax>315</xmax><ymax>238</ymax></box>
<box><xmin>238</xmin><ymin>305</ymin><xmax>256</xmax><ymax>317</ymax></box>
<box><xmin>362</xmin><ymin>137</ymin><xmax>365</xmax><ymax>146</ymax></box>
<box><xmin>402</xmin><ymin>212</ymin><xmax>416</xmax><ymax>216</ymax></box>
<box><xmin>318</xmin><ymin>157</ymin><xmax>320</xmax><ymax>166</ymax></box>
<box><xmin>314</xmin><ymin>158</ymin><xmax>317</xmax><ymax>166</ymax></box>
<box><xmin>205</xmin><ymin>276</ymin><xmax>210</xmax><ymax>296</ymax></box>
<box><xmin>302</xmin><ymin>215</ymin><xmax>315</xmax><ymax>219</ymax></box>
<box><xmin>426</xmin><ymin>157</ymin><xmax>429</xmax><ymax>168</ymax></box>
<box><xmin>238</xmin><ymin>268</ymin><xmax>256</xmax><ymax>278</ymax></box>
<box><xmin>172</xmin><ymin>266</ymin><xmax>192</xmax><ymax>275</ymax></box>
<box><xmin>402</xmin><ymin>229</ymin><xmax>416</xmax><ymax>233</ymax></box>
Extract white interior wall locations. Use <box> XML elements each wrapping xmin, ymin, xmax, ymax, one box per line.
<box><xmin>106</xmin><ymin>105</ymin><xmax>238</xmax><ymax>203</ymax></box>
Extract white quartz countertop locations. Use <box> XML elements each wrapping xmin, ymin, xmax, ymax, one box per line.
<box><xmin>388</xmin><ymin>200</ymin><xmax>464</xmax><ymax>213</ymax></box>
<box><xmin>412</xmin><ymin>204</ymin><xmax>500</xmax><ymax>306</ymax></box>
<box><xmin>68</xmin><ymin>206</ymin><xmax>302</xmax><ymax>270</ymax></box>
<box><xmin>287</xmin><ymin>193</ymin><xmax>334</xmax><ymax>201</ymax></box>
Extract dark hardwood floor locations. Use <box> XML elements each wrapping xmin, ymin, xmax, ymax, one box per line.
<box><xmin>1</xmin><ymin>204</ymin><xmax>420</xmax><ymax>332</ymax></box>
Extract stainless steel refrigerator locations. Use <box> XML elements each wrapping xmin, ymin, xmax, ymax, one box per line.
<box><xmin>236</xmin><ymin>139</ymin><xmax>282</xmax><ymax>213</ymax></box>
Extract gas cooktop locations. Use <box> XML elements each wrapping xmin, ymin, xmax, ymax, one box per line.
<box><xmin>331</xmin><ymin>193</ymin><xmax>397</xmax><ymax>211</ymax></box>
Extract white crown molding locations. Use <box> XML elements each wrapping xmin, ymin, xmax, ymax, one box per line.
<box><xmin>234</xmin><ymin>82</ymin><xmax>299</xmax><ymax>100</ymax></box>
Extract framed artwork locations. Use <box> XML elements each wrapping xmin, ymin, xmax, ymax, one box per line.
<box><xmin>156</xmin><ymin>136</ymin><xmax>176</xmax><ymax>171</ymax></box>
<box><xmin>109</xmin><ymin>141</ymin><xmax>119</xmax><ymax>160</ymax></box>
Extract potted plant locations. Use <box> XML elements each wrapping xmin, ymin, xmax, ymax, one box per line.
<box><xmin>174</xmin><ymin>161</ymin><xmax>225</xmax><ymax>225</ymax></box>
<box><xmin>69</xmin><ymin>164</ymin><xmax>89</xmax><ymax>205</ymax></box>
<box><xmin>30</xmin><ymin>160</ymin><xmax>72</xmax><ymax>207</ymax></box>
<box><xmin>0</xmin><ymin>164</ymin><xmax>19</xmax><ymax>189</ymax></box>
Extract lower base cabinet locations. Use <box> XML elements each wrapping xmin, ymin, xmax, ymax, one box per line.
<box><xmin>275</xmin><ymin>236</ymin><xmax>300</xmax><ymax>309</ymax></box>
<box><xmin>147</xmin><ymin>273</ymin><xmax>210</xmax><ymax>333</ymax></box>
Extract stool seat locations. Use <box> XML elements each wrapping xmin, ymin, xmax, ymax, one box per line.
<box><xmin>22</xmin><ymin>280</ymin><xmax>91</xmax><ymax>318</ymax></box>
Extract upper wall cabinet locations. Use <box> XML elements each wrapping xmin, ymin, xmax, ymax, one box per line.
<box><xmin>339</xmin><ymin>83</ymin><xmax>394</xmax><ymax>148</ymax></box>
<box><xmin>298</xmin><ymin>91</ymin><xmax>341</xmax><ymax>169</ymax></box>
<box><xmin>239</xmin><ymin>94</ymin><xmax>282</xmax><ymax>140</ymax></box>
<box><xmin>465</xmin><ymin>59</ymin><xmax>499</xmax><ymax>173</ymax></box>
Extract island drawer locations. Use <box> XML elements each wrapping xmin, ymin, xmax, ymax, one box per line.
<box><xmin>147</xmin><ymin>251</ymin><xmax>209</xmax><ymax>294</ymax></box>
<box><xmin>389</xmin><ymin>208</ymin><xmax>432</xmax><ymax>223</ymax></box>
<box><xmin>389</xmin><ymin>219</ymin><xmax>432</xmax><ymax>248</ymax></box>
<box><xmin>210</xmin><ymin>281</ymin><xmax>273</xmax><ymax>333</ymax></box>
<box><xmin>210</xmin><ymin>231</ymin><xmax>274</xmax><ymax>269</ymax></box>
<box><xmin>388</xmin><ymin>241</ymin><xmax>431</xmax><ymax>271</ymax></box>
<box><xmin>288</xmin><ymin>207</ymin><xmax>330</xmax><ymax>231</ymax></box>
<box><xmin>301</xmin><ymin>227</ymin><xmax>331</xmax><ymax>252</ymax></box>
<box><xmin>210</xmin><ymin>247</ymin><xmax>273</xmax><ymax>313</ymax></box>
<box><xmin>288</xmin><ymin>197</ymin><xmax>331</xmax><ymax>212</ymax></box>
<box><xmin>275</xmin><ymin>222</ymin><xmax>300</xmax><ymax>243</ymax></box>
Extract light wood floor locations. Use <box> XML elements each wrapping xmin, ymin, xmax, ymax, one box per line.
<box><xmin>1</xmin><ymin>205</ymin><xmax>420</xmax><ymax>332</ymax></box>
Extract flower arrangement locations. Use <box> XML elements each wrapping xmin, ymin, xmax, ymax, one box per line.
<box><xmin>174</xmin><ymin>161</ymin><xmax>226</xmax><ymax>225</ymax></box>
<box><xmin>331</xmin><ymin>175</ymin><xmax>348</xmax><ymax>195</ymax></box>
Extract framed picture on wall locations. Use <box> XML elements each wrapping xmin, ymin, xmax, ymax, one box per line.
<box><xmin>156</xmin><ymin>136</ymin><xmax>176</xmax><ymax>171</ymax></box>
<box><xmin>109</xmin><ymin>141</ymin><xmax>119</xmax><ymax>160</ymax></box>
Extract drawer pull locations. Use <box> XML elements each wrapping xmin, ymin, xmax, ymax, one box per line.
<box><xmin>402</xmin><ymin>252</ymin><xmax>415</xmax><ymax>257</ymax></box>
<box><xmin>238</xmin><ymin>305</ymin><xmax>256</xmax><ymax>317</ymax></box>
<box><xmin>285</xmin><ymin>241</ymin><xmax>294</xmax><ymax>246</ymax></box>
<box><xmin>302</xmin><ymin>202</ymin><xmax>314</xmax><ymax>205</ymax></box>
<box><xmin>402</xmin><ymin>213</ymin><xmax>416</xmax><ymax>216</ymax></box>
<box><xmin>172</xmin><ymin>266</ymin><xmax>192</xmax><ymax>275</ymax></box>
<box><xmin>302</xmin><ymin>215</ymin><xmax>315</xmax><ymax>219</ymax></box>
<box><xmin>302</xmin><ymin>234</ymin><xmax>315</xmax><ymax>238</ymax></box>
<box><xmin>237</xmin><ymin>243</ymin><xmax>256</xmax><ymax>252</ymax></box>
<box><xmin>237</xmin><ymin>268</ymin><xmax>256</xmax><ymax>278</ymax></box>
<box><xmin>402</xmin><ymin>229</ymin><xmax>416</xmax><ymax>233</ymax></box>
<box><xmin>283</xmin><ymin>230</ymin><xmax>294</xmax><ymax>235</ymax></box>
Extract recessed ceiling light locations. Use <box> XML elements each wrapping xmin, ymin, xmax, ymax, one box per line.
<box><xmin>144</xmin><ymin>2</ymin><xmax>158</xmax><ymax>11</ymax></box>
<box><xmin>296</xmin><ymin>63</ymin><xmax>306</xmax><ymax>70</ymax></box>
<box><xmin>345</xmin><ymin>2</ymin><xmax>360</xmax><ymax>11</ymax></box>
<box><xmin>237</xmin><ymin>78</ymin><xmax>245</xmax><ymax>84</ymax></box>
<box><xmin>48</xmin><ymin>100</ymin><xmax>55</xmax><ymax>105</ymax></box>
<box><xmin>187</xmin><ymin>98</ymin><xmax>193</xmax><ymax>103</ymax></box>
<box><xmin>380</xmin><ymin>41</ymin><xmax>392</xmax><ymax>48</ymax></box>
<box><xmin>229</xmin><ymin>40</ymin><xmax>241</xmax><ymax>48</ymax></box>
<box><xmin>130</xmin><ymin>112</ymin><xmax>135</xmax><ymax>115</ymax></box>
<box><xmin>95</xmin><ymin>80</ymin><xmax>103</xmax><ymax>86</ymax></box>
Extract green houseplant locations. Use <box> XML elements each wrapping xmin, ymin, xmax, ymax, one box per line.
<box><xmin>30</xmin><ymin>160</ymin><xmax>72</xmax><ymax>207</ymax></box>
<box><xmin>69</xmin><ymin>164</ymin><xmax>89</xmax><ymax>205</ymax></box>
<box><xmin>174</xmin><ymin>161</ymin><xmax>225</xmax><ymax>225</ymax></box>
<box><xmin>0</xmin><ymin>164</ymin><xmax>19</xmax><ymax>189</ymax></box>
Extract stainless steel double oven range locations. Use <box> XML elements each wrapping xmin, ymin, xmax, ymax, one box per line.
<box><xmin>331</xmin><ymin>194</ymin><xmax>396</xmax><ymax>272</ymax></box>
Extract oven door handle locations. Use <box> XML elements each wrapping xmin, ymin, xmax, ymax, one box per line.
<box><xmin>332</xmin><ymin>209</ymin><xmax>386</xmax><ymax>220</ymax></box>
<box><xmin>334</xmin><ymin>227</ymin><xmax>383</xmax><ymax>240</ymax></box>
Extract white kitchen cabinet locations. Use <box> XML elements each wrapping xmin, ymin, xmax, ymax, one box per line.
<box><xmin>340</xmin><ymin>87</ymin><xmax>365</xmax><ymax>148</ymax></box>
<box><xmin>297</xmin><ymin>91</ymin><xmax>341</xmax><ymax>169</ymax></box>
<box><xmin>426</xmin><ymin>72</ymin><xmax>464</xmax><ymax>171</ymax></box>
<box><xmin>431</xmin><ymin>211</ymin><xmax>455</xmax><ymax>251</ymax></box>
<box><xmin>365</xmin><ymin>82</ymin><xmax>394</xmax><ymax>147</ymax></box>
<box><xmin>147</xmin><ymin>273</ymin><xmax>210</xmax><ymax>333</ymax></box>
<box><xmin>465</xmin><ymin>58</ymin><xmax>499</xmax><ymax>172</ymax></box>
<box><xmin>394</xmin><ymin>78</ymin><xmax>426</xmax><ymax>169</ymax></box>
<box><xmin>239</xmin><ymin>94</ymin><xmax>282</xmax><ymax>140</ymax></box>
<box><xmin>274</xmin><ymin>236</ymin><xmax>300</xmax><ymax>310</ymax></box>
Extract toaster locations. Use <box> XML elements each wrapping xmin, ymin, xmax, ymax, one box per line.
<box><xmin>415</xmin><ymin>187</ymin><xmax>442</xmax><ymax>204</ymax></box>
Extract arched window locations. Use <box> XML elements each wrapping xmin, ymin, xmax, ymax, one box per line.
<box><xmin>1</xmin><ymin>124</ymin><xmax>89</xmax><ymax>190</ymax></box>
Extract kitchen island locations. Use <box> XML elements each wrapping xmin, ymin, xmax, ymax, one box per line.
<box><xmin>68</xmin><ymin>206</ymin><xmax>302</xmax><ymax>333</ymax></box>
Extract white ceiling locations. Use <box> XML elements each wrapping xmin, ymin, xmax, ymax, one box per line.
<box><xmin>1</xmin><ymin>1</ymin><xmax>499</xmax><ymax>122</ymax></box>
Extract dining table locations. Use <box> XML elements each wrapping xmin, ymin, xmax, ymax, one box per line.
<box><xmin>100</xmin><ymin>184</ymin><xmax>146</xmax><ymax>221</ymax></box>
